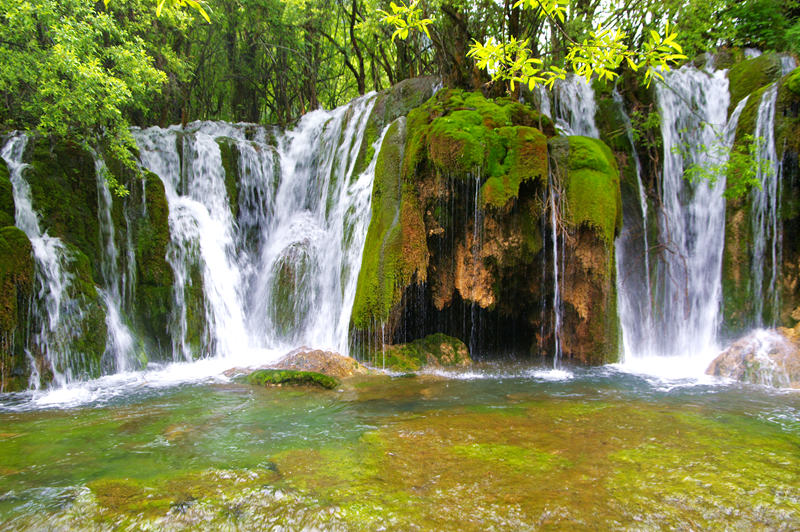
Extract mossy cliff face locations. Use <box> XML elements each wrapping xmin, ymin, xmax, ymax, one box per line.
<box><xmin>127</xmin><ymin>170</ymin><xmax>174</xmax><ymax>356</ymax></box>
<box><xmin>727</xmin><ymin>53</ymin><xmax>783</xmax><ymax>115</ymax></box>
<box><xmin>0</xmin><ymin>226</ymin><xmax>34</xmax><ymax>391</ymax></box>
<box><xmin>549</xmin><ymin>136</ymin><xmax>622</xmax><ymax>364</ymax></box>
<box><xmin>775</xmin><ymin>67</ymin><xmax>800</xmax><ymax>329</ymax></box>
<box><xmin>722</xmin><ymin>64</ymin><xmax>800</xmax><ymax>335</ymax></box>
<box><xmin>0</xmin><ymin>158</ymin><xmax>15</xmax><ymax>227</ymax></box>
<box><xmin>0</xmin><ymin>136</ymin><xmax>178</xmax><ymax>390</ymax></box>
<box><xmin>352</xmin><ymin>88</ymin><xmax>620</xmax><ymax>364</ymax></box>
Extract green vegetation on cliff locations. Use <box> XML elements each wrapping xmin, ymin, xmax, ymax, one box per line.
<box><xmin>378</xmin><ymin>333</ymin><xmax>471</xmax><ymax>372</ymax></box>
<box><xmin>0</xmin><ymin>227</ymin><xmax>34</xmax><ymax>391</ymax></box>
<box><xmin>560</xmin><ymin>136</ymin><xmax>623</xmax><ymax>246</ymax></box>
<box><xmin>728</xmin><ymin>53</ymin><xmax>783</xmax><ymax>113</ymax></box>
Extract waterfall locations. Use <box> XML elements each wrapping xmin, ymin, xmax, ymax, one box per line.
<box><xmin>613</xmin><ymin>89</ymin><xmax>654</xmax><ymax>359</ymax></box>
<box><xmin>648</xmin><ymin>66</ymin><xmax>742</xmax><ymax>360</ymax></box>
<box><xmin>1</xmin><ymin>134</ymin><xmax>84</xmax><ymax>387</ymax></box>
<box><xmin>94</xmin><ymin>156</ymin><xmax>138</xmax><ymax>373</ymax></box>
<box><xmin>554</xmin><ymin>75</ymin><xmax>600</xmax><ymax>137</ymax></box>
<box><xmin>133</xmin><ymin>93</ymin><xmax>381</xmax><ymax>360</ymax></box>
<box><xmin>750</xmin><ymin>84</ymin><xmax>781</xmax><ymax>326</ymax></box>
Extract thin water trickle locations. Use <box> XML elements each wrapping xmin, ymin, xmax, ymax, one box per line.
<box><xmin>613</xmin><ymin>89</ymin><xmax>654</xmax><ymax>360</ymax></box>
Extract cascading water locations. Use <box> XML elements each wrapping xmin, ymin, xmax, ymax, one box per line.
<box><xmin>641</xmin><ymin>66</ymin><xmax>743</xmax><ymax>369</ymax></box>
<box><xmin>749</xmin><ymin>84</ymin><xmax>781</xmax><ymax>326</ymax></box>
<box><xmin>133</xmin><ymin>93</ymin><xmax>382</xmax><ymax>362</ymax></box>
<box><xmin>1</xmin><ymin>134</ymin><xmax>84</xmax><ymax>387</ymax></box>
<box><xmin>613</xmin><ymin>89</ymin><xmax>655</xmax><ymax>359</ymax></box>
<box><xmin>555</xmin><ymin>75</ymin><xmax>600</xmax><ymax>137</ymax></box>
<box><xmin>94</xmin><ymin>156</ymin><xmax>138</xmax><ymax>373</ymax></box>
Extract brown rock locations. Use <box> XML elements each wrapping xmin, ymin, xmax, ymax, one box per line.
<box><xmin>707</xmin><ymin>329</ymin><xmax>800</xmax><ymax>388</ymax></box>
<box><xmin>272</xmin><ymin>347</ymin><xmax>369</xmax><ymax>378</ymax></box>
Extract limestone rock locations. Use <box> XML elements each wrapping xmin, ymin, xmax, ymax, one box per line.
<box><xmin>707</xmin><ymin>329</ymin><xmax>800</xmax><ymax>388</ymax></box>
<box><xmin>380</xmin><ymin>333</ymin><xmax>471</xmax><ymax>372</ymax></box>
<box><xmin>272</xmin><ymin>347</ymin><xmax>369</xmax><ymax>378</ymax></box>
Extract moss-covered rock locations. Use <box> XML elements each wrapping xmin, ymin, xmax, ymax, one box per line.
<box><xmin>0</xmin><ymin>159</ymin><xmax>14</xmax><ymax>228</ymax></box>
<box><xmin>131</xmin><ymin>171</ymin><xmax>174</xmax><ymax>353</ymax></box>
<box><xmin>352</xmin><ymin>118</ymin><xmax>428</xmax><ymax>330</ymax></box>
<box><xmin>245</xmin><ymin>369</ymin><xmax>340</xmax><ymax>389</ymax></box>
<box><xmin>548</xmin><ymin>136</ymin><xmax>622</xmax><ymax>364</ymax></box>
<box><xmin>727</xmin><ymin>53</ymin><xmax>782</xmax><ymax>115</ymax></box>
<box><xmin>379</xmin><ymin>333</ymin><xmax>471</xmax><ymax>372</ymax></box>
<box><xmin>0</xmin><ymin>226</ymin><xmax>34</xmax><ymax>392</ymax></box>
<box><xmin>216</xmin><ymin>137</ymin><xmax>240</xmax><ymax>219</ymax></box>
<box><xmin>23</xmin><ymin>138</ymin><xmax>101</xmax><ymax>277</ymax></box>
<box><xmin>561</xmin><ymin>136</ymin><xmax>623</xmax><ymax>246</ymax></box>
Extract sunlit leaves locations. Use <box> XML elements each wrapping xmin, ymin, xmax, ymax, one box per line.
<box><xmin>377</xmin><ymin>0</ymin><xmax>435</xmax><ymax>41</ymax></box>
<box><xmin>512</xmin><ymin>0</ymin><xmax>568</xmax><ymax>23</ymax></box>
<box><xmin>467</xmin><ymin>37</ymin><xmax>566</xmax><ymax>91</ymax></box>
<box><xmin>467</xmin><ymin>0</ymin><xmax>687</xmax><ymax>93</ymax></box>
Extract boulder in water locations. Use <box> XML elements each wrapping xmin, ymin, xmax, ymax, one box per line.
<box><xmin>706</xmin><ymin>328</ymin><xmax>800</xmax><ymax>388</ymax></box>
<box><xmin>226</xmin><ymin>347</ymin><xmax>368</xmax><ymax>381</ymax></box>
<box><xmin>272</xmin><ymin>347</ymin><xmax>369</xmax><ymax>378</ymax></box>
<box><xmin>379</xmin><ymin>333</ymin><xmax>472</xmax><ymax>372</ymax></box>
<box><xmin>246</xmin><ymin>369</ymin><xmax>339</xmax><ymax>390</ymax></box>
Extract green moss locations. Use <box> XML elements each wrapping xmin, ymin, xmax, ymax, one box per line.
<box><xmin>0</xmin><ymin>159</ymin><xmax>14</xmax><ymax>228</ymax></box>
<box><xmin>245</xmin><ymin>369</ymin><xmax>339</xmax><ymax>389</ymax></box>
<box><xmin>450</xmin><ymin>442</ymin><xmax>570</xmax><ymax>472</ymax></box>
<box><xmin>775</xmin><ymin>68</ymin><xmax>800</xmax><ymax>160</ymax></box>
<box><xmin>24</xmin><ymin>138</ymin><xmax>100</xmax><ymax>276</ymax></box>
<box><xmin>787</xmin><ymin>66</ymin><xmax>800</xmax><ymax>95</ymax></box>
<box><xmin>480</xmin><ymin>126</ymin><xmax>547</xmax><ymax>209</ymax></box>
<box><xmin>216</xmin><ymin>137</ymin><xmax>240</xmax><ymax>219</ymax></box>
<box><xmin>63</xmin><ymin>244</ymin><xmax>107</xmax><ymax>378</ymax></box>
<box><xmin>727</xmin><ymin>53</ymin><xmax>782</xmax><ymax>114</ymax></box>
<box><xmin>562</xmin><ymin>136</ymin><xmax>622</xmax><ymax>245</ymax></box>
<box><xmin>352</xmin><ymin>119</ymin><xmax>427</xmax><ymax>329</ymax></box>
<box><xmin>0</xmin><ymin>226</ymin><xmax>34</xmax><ymax>392</ymax></box>
<box><xmin>379</xmin><ymin>333</ymin><xmax>470</xmax><ymax>372</ymax></box>
<box><xmin>133</xmin><ymin>171</ymin><xmax>173</xmax><ymax>352</ymax></box>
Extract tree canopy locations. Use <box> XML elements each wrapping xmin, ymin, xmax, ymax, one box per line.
<box><xmin>0</xmin><ymin>0</ymin><xmax>797</xmax><ymax>169</ymax></box>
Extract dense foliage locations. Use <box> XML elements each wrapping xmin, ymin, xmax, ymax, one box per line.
<box><xmin>0</xmin><ymin>0</ymin><xmax>797</xmax><ymax>159</ymax></box>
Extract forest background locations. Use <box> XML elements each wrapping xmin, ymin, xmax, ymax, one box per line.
<box><xmin>0</xmin><ymin>0</ymin><xmax>798</xmax><ymax>172</ymax></box>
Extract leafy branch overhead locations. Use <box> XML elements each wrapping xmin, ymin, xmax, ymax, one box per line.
<box><xmin>378</xmin><ymin>0</ymin><xmax>435</xmax><ymax>42</ymax></box>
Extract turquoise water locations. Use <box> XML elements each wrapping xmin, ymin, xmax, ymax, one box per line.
<box><xmin>0</xmin><ymin>364</ymin><xmax>798</xmax><ymax>530</ymax></box>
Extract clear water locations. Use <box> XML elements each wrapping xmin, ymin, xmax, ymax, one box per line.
<box><xmin>0</xmin><ymin>368</ymin><xmax>797</xmax><ymax>530</ymax></box>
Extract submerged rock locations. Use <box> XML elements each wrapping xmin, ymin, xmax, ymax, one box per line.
<box><xmin>245</xmin><ymin>369</ymin><xmax>339</xmax><ymax>390</ymax></box>
<box><xmin>707</xmin><ymin>328</ymin><xmax>800</xmax><ymax>388</ymax></box>
<box><xmin>380</xmin><ymin>333</ymin><xmax>472</xmax><ymax>372</ymax></box>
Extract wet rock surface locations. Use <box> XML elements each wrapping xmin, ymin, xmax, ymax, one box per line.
<box><xmin>708</xmin><ymin>328</ymin><xmax>800</xmax><ymax>388</ymax></box>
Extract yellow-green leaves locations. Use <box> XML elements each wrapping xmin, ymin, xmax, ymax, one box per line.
<box><xmin>377</xmin><ymin>0</ymin><xmax>434</xmax><ymax>42</ymax></box>
<box><xmin>513</xmin><ymin>0</ymin><xmax>568</xmax><ymax>23</ymax></box>
<box><xmin>103</xmin><ymin>0</ymin><xmax>211</xmax><ymax>23</ymax></box>
<box><xmin>467</xmin><ymin>0</ymin><xmax>687</xmax><ymax>94</ymax></box>
<box><xmin>639</xmin><ymin>23</ymin><xmax>687</xmax><ymax>86</ymax></box>
<box><xmin>467</xmin><ymin>37</ymin><xmax>566</xmax><ymax>91</ymax></box>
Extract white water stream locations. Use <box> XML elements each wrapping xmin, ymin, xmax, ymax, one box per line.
<box><xmin>133</xmin><ymin>94</ymin><xmax>381</xmax><ymax>364</ymax></box>
<box><xmin>620</xmin><ymin>65</ymin><xmax>747</xmax><ymax>377</ymax></box>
